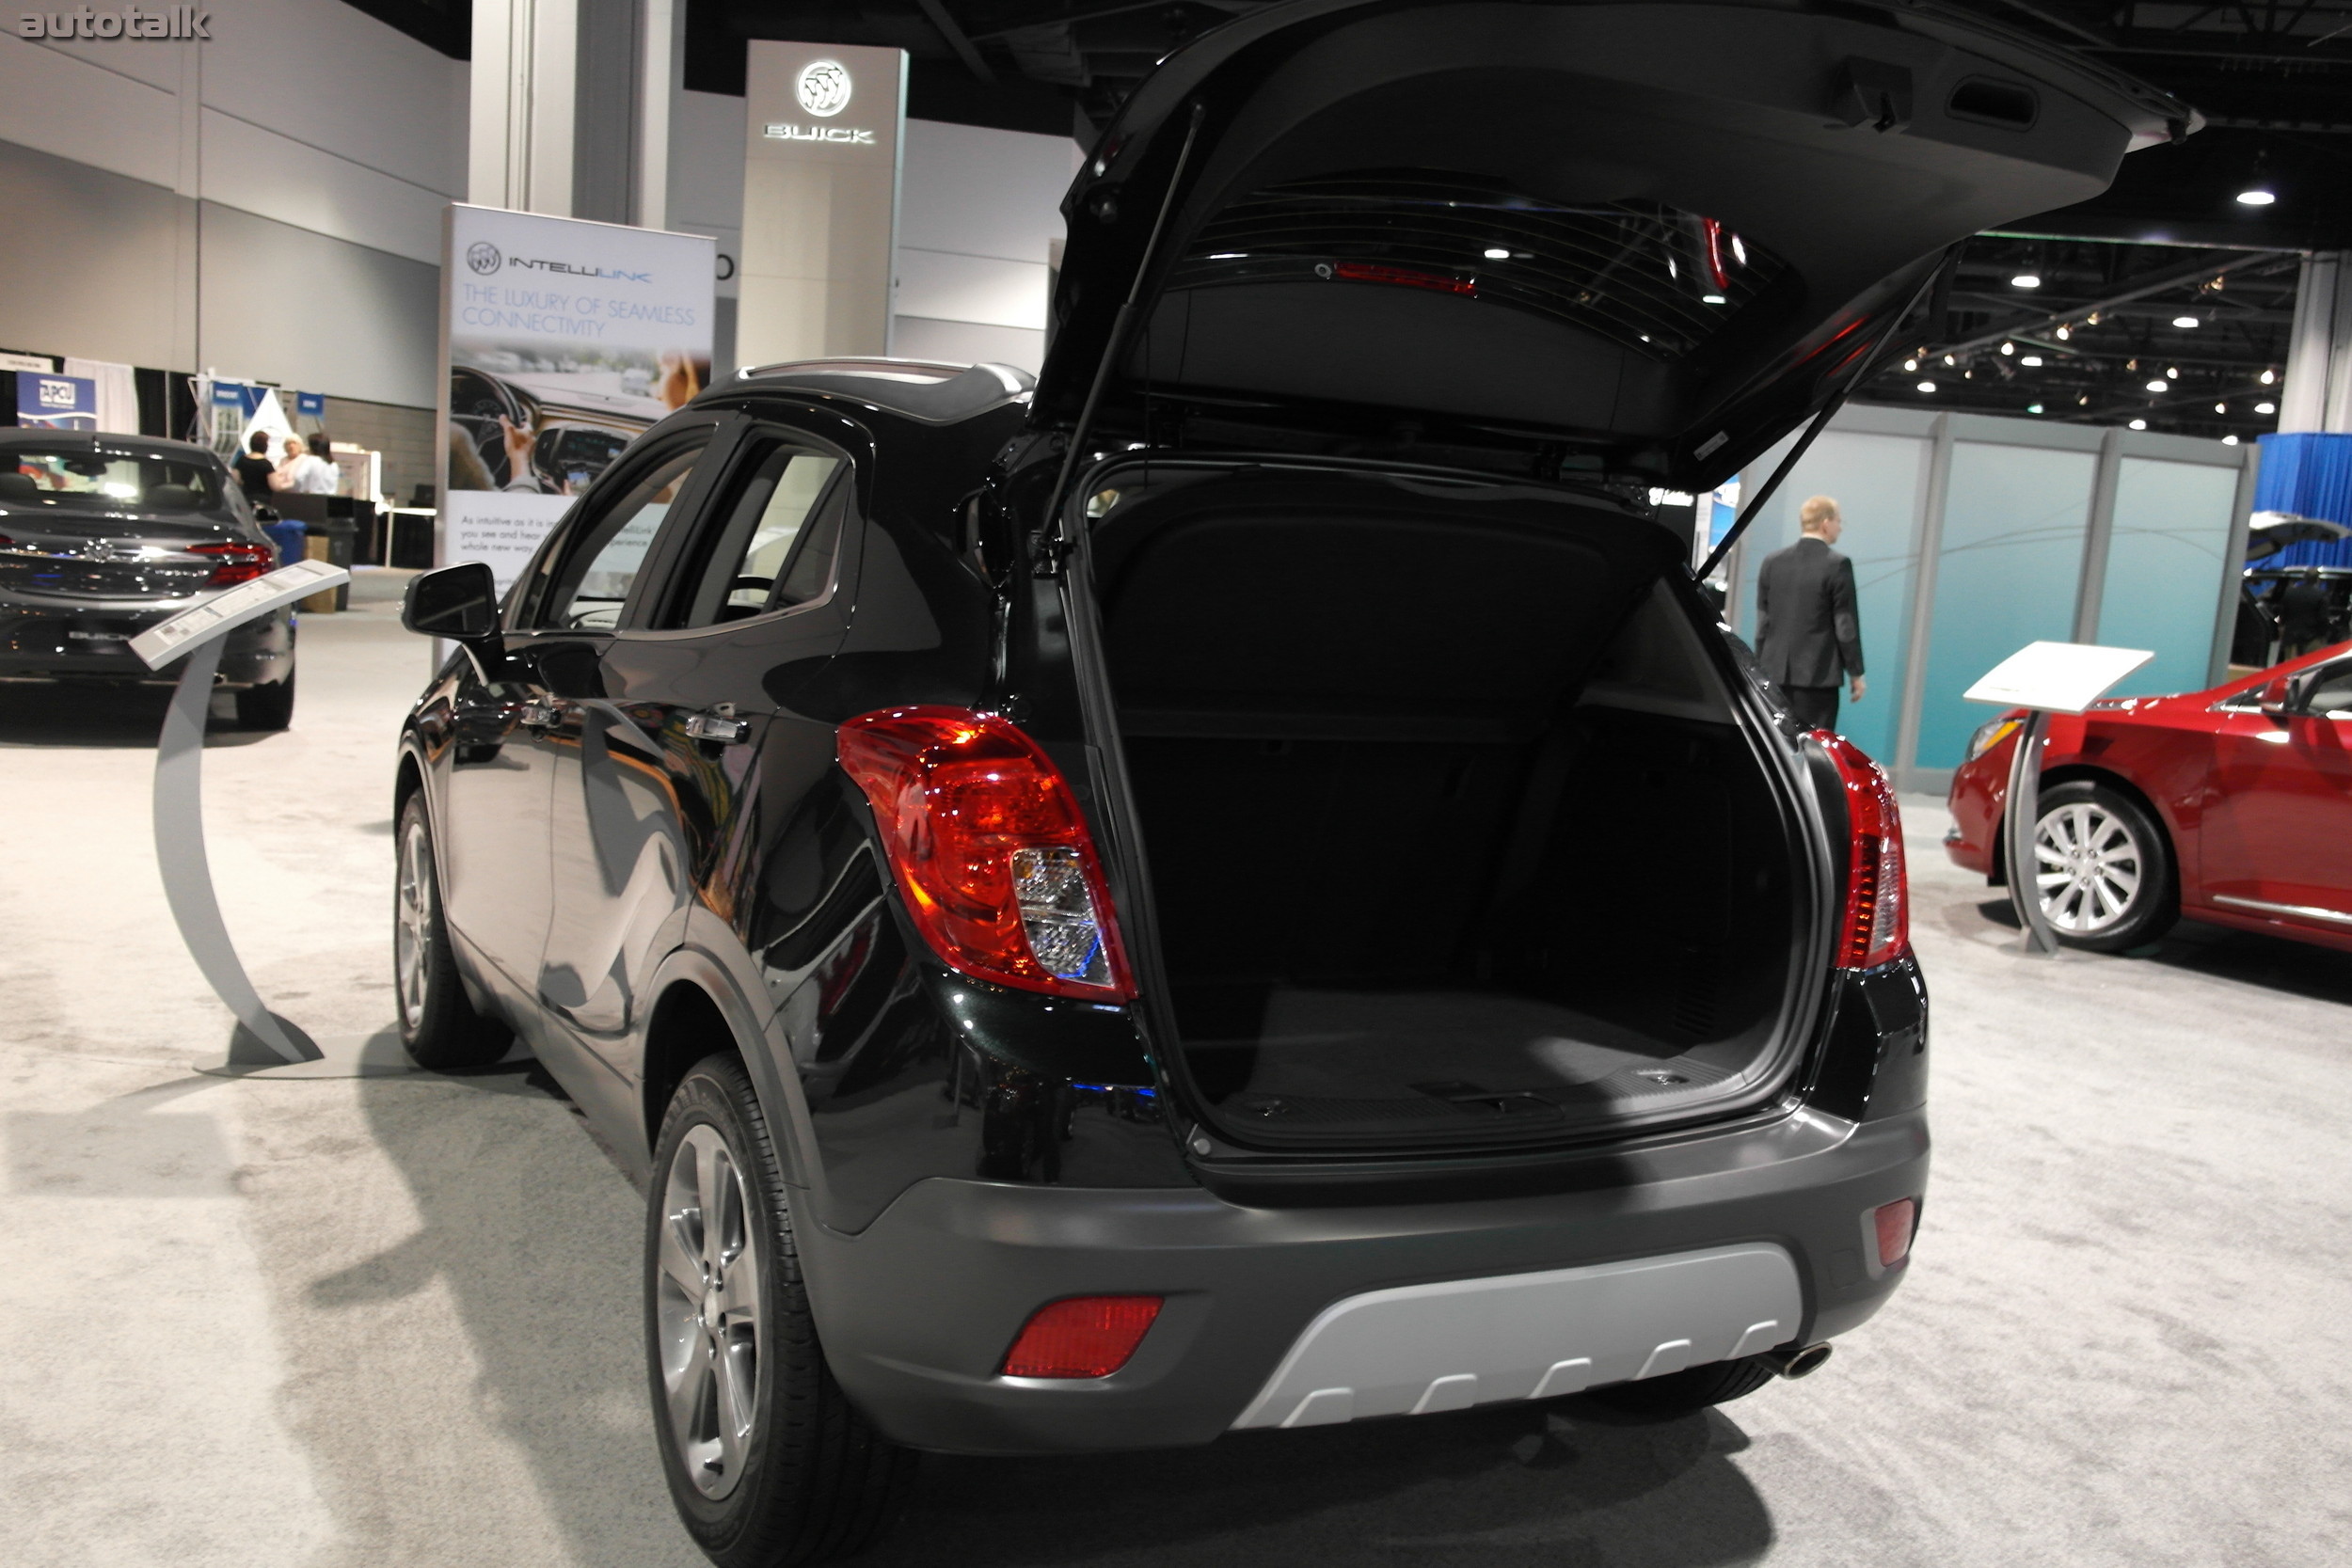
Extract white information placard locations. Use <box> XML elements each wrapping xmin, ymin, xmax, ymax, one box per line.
<box><xmin>1963</xmin><ymin>641</ymin><xmax>2155</xmax><ymax>714</ymax></box>
<box><xmin>131</xmin><ymin>560</ymin><xmax>350</xmax><ymax>669</ymax></box>
<box><xmin>437</xmin><ymin>204</ymin><xmax>716</xmax><ymax>594</ymax></box>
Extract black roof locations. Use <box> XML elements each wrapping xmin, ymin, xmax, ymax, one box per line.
<box><xmin>722</xmin><ymin>359</ymin><xmax>1036</xmax><ymax>426</ymax></box>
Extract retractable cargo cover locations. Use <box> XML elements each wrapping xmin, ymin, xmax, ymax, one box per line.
<box><xmin>1034</xmin><ymin>0</ymin><xmax>2193</xmax><ymax>486</ymax></box>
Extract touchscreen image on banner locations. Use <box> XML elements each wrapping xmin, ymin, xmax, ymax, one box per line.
<box><xmin>441</xmin><ymin>205</ymin><xmax>716</xmax><ymax>591</ymax></box>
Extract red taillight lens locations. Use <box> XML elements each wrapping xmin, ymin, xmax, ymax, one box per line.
<box><xmin>836</xmin><ymin>706</ymin><xmax>1136</xmax><ymax>1001</ymax></box>
<box><xmin>1332</xmin><ymin>261</ymin><xmax>1477</xmax><ymax>297</ymax></box>
<box><xmin>1810</xmin><ymin>730</ymin><xmax>1909</xmax><ymax>969</ymax></box>
<box><xmin>1874</xmin><ymin>1198</ymin><xmax>1917</xmax><ymax>1267</ymax></box>
<box><xmin>1001</xmin><ymin>1295</ymin><xmax>1163</xmax><ymax>1379</ymax></box>
<box><xmin>190</xmin><ymin>541</ymin><xmax>275</xmax><ymax>586</ymax></box>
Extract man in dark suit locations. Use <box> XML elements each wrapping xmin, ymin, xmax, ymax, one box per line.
<box><xmin>1756</xmin><ymin>495</ymin><xmax>1866</xmax><ymax>734</ymax></box>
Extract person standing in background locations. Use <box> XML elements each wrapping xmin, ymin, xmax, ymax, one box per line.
<box><xmin>2278</xmin><ymin>567</ymin><xmax>2332</xmax><ymax>659</ymax></box>
<box><xmin>1756</xmin><ymin>494</ymin><xmax>1866</xmax><ymax>735</ymax></box>
<box><xmin>230</xmin><ymin>432</ymin><xmax>276</xmax><ymax>505</ymax></box>
<box><xmin>270</xmin><ymin>432</ymin><xmax>339</xmax><ymax>496</ymax></box>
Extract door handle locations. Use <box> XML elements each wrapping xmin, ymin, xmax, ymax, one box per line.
<box><xmin>683</xmin><ymin>710</ymin><xmax>749</xmax><ymax>743</ymax></box>
<box><xmin>516</xmin><ymin>700</ymin><xmax>559</xmax><ymax>729</ymax></box>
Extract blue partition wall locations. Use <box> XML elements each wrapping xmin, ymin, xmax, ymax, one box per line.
<box><xmin>1914</xmin><ymin>441</ymin><xmax>2097</xmax><ymax>769</ymax></box>
<box><xmin>1725</xmin><ymin>405</ymin><xmax>2252</xmax><ymax>790</ymax></box>
<box><xmin>2097</xmin><ymin>457</ymin><xmax>2244</xmax><ymax>697</ymax></box>
<box><xmin>1734</xmin><ymin>428</ymin><xmax>1926</xmax><ymax>764</ymax></box>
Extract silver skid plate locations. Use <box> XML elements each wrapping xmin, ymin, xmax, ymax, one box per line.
<box><xmin>1231</xmin><ymin>1243</ymin><xmax>1802</xmax><ymax>1429</ymax></box>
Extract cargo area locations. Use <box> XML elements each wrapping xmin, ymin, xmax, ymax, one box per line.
<box><xmin>1089</xmin><ymin>467</ymin><xmax>1817</xmax><ymax>1148</ymax></box>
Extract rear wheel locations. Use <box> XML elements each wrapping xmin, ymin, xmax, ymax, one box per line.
<box><xmin>2029</xmin><ymin>780</ymin><xmax>2176</xmax><ymax>953</ymax></box>
<box><xmin>1582</xmin><ymin>1355</ymin><xmax>1779</xmax><ymax>1419</ymax></box>
<box><xmin>648</xmin><ymin>1056</ymin><xmax>912</xmax><ymax>1566</ymax></box>
<box><xmin>234</xmin><ymin>672</ymin><xmax>295</xmax><ymax>731</ymax></box>
<box><xmin>394</xmin><ymin>793</ymin><xmax>513</xmax><ymax>1069</ymax></box>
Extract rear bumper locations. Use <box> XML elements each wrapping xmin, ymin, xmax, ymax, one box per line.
<box><xmin>799</xmin><ymin>1103</ymin><xmax>1929</xmax><ymax>1455</ymax></box>
<box><xmin>0</xmin><ymin>603</ymin><xmax>292</xmax><ymax>685</ymax></box>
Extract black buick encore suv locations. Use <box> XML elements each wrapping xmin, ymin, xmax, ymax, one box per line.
<box><xmin>392</xmin><ymin>3</ymin><xmax>2188</xmax><ymax>1560</ymax></box>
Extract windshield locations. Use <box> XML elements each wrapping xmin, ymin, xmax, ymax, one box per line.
<box><xmin>0</xmin><ymin>445</ymin><xmax>230</xmax><ymax>515</ymax></box>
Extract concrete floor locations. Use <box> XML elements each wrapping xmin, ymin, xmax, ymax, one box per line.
<box><xmin>4</xmin><ymin>571</ymin><xmax>2348</xmax><ymax>1568</ymax></box>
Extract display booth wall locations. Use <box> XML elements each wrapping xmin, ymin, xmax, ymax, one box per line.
<box><xmin>1724</xmin><ymin>404</ymin><xmax>2257</xmax><ymax>791</ymax></box>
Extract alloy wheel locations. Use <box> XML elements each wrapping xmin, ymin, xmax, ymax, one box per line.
<box><xmin>2033</xmin><ymin>800</ymin><xmax>2144</xmax><ymax>934</ymax></box>
<box><xmin>394</xmin><ymin>816</ymin><xmax>433</xmax><ymax>1028</ymax></box>
<box><xmin>654</xmin><ymin>1123</ymin><xmax>763</xmax><ymax>1499</ymax></box>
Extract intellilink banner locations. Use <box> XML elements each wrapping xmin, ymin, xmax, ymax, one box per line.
<box><xmin>437</xmin><ymin>204</ymin><xmax>716</xmax><ymax>594</ymax></box>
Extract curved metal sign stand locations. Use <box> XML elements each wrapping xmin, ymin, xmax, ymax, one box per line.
<box><xmin>1963</xmin><ymin>641</ymin><xmax>2155</xmax><ymax>960</ymax></box>
<box><xmin>133</xmin><ymin>561</ymin><xmax>413</xmax><ymax>1077</ymax></box>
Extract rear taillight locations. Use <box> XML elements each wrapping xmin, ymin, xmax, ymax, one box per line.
<box><xmin>190</xmin><ymin>542</ymin><xmax>275</xmax><ymax>586</ymax></box>
<box><xmin>1873</xmin><ymin>1198</ymin><xmax>1917</xmax><ymax>1267</ymax></box>
<box><xmin>836</xmin><ymin>706</ymin><xmax>1136</xmax><ymax>1001</ymax></box>
<box><xmin>1001</xmin><ymin>1295</ymin><xmax>1163</xmax><ymax>1379</ymax></box>
<box><xmin>1811</xmin><ymin>730</ymin><xmax>1909</xmax><ymax>969</ymax></box>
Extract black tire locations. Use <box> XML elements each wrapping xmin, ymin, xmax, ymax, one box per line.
<box><xmin>393</xmin><ymin>792</ymin><xmax>513</xmax><ymax>1069</ymax></box>
<box><xmin>235</xmin><ymin>672</ymin><xmax>295</xmax><ymax>731</ymax></box>
<box><xmin>647</xmin><ymin>1055</ymin><xmax>913</xmax><ymax>1567</ymax></box>
<box><xmin>1582</xmin><ymin>1355</ymin><xmax>1780</xmax><ymax>1419</ymax></box>
<box><xmin>2028</xmin><ymin>780</ymin><xmax>2178</xmax><ymax>953</ymax></box>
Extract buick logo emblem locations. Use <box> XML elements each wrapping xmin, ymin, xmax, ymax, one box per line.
<box><xmin>797</xmin><ymin>59</ymin><xmax>851</xmax><ymax>118</ymax></box>
<box><xmin>467</xmin><ymin>241</ymin><xmax>502</xmax><ymax>275</ymax></box>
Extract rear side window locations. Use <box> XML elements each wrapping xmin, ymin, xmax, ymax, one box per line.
<box><xmin>524</xmin><ymin>434</ymin><xmax>716</xmax><ymax>629</ymax></box>
<box><xmin>1169</xmin><ymin>170</ymin><xmax>1789</xmax><ymax>362</ymax></box>
<box><xmin>660</xmin><ymin>439</ymin><xmax>848</xmax><ymax>629</ymax></box>
<box><xmin>2</xmin><ymin>446</ymin><xmax>227</xmax><ymax>514</ymax></box>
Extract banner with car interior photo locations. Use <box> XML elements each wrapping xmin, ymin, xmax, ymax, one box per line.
<box><xmin>437</xmin><ymin>204</ymin><xmax>715</xmax><ymax>592</ymax></box>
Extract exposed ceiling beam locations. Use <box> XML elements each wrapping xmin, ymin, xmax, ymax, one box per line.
<box><xmin>1925</xmin><ymin>249</ymin><xmax>2284</xmax><ymax>356</ymax></box>
<box><xmin>916</xmin><ymin>0</ymin><xmax>997</xmax><ymax>80</ymax></box>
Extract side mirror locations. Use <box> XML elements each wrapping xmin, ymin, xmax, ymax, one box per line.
<box><xmin>2259</xmin><ymin>676</ymin><xmax>2295</xmax><ymax>719</ymax></box>
<box><xmin>252</xmin><ymin>503</ymin><xmax>279</xmax><ymax>523</ymax></box>
<box><xmin>402</xmin><ymin>562</ymin><xmax>501</xmax><ymax>641</ymax></box>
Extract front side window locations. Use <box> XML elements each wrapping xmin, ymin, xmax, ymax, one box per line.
<box><xmin>528</xmin><ymin>435</ymin><xmax>715</xmax><ymax>630</ymax></box>
<box><xmin>2303</xmin><ymin>661</ymin><xmax>2352</xmax><ymax>719</ymax></box>
<box><xmin>662</xmin><ymin>441</ymin><xmax>847</xmax><ymax>629</ymax></box>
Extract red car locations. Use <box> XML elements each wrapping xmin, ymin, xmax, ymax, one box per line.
<box><xmin>1947</xmin><ymin>643</ymin><xmax>2352</xmax><ymax>954</ymax></box>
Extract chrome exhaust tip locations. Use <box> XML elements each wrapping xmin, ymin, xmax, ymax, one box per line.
<box><xmin>1761</xmin><ymin>1342</ymin><xmax>1834</xmax><ymax>1379</ymax></box>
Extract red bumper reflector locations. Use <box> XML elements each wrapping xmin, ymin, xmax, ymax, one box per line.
<box><xmin>1001</xmin><ymin>1295</ymin><xmax>1164</xmax><ymax>1379</ymax></box>
<box><xmin>1874</xmin><ymin>1198</ymin><xmax>1917</xmax><ymax>1268</ymax></box>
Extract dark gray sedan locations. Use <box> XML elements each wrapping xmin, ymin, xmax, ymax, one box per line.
<box><xmin>0</xmin><ymin>431</ymin><xmax>296</xmax><ymax>727</ymax></box>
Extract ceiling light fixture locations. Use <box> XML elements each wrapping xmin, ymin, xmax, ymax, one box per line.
<box><xmin>2129</xmin><ymin>419</ymin><xmax>2148</xmax><ymax>430</ymax></box>
<box><xmin>2224</xmin><ymin>435</ymin><xmax>2240</xmax><ymax>445</ymax></box>
<box><xmin>2055</xmin><ymin>325</ymin><xmax>2071</xmax><ymax>341</ymax></box>
<box><xmin>2146</xmin><ymin>379</ymin><xmax>2169</xmax><ymax>393</ymax></box>
<box><xmin>1917</xmin><ymin>381</ymin><xmax>1937</xmax><ymax>394</ymax></box>
<box><xmin>1944</xmin><ymin>354</ymin><xmax>1956</xmax><ymax>366</ymax></box>
<box><xmin>1484</xmin><ymin>246</ymin><xmax>1510</xmax><ymax>260</ymax></box>
<box><xmin>1702</xmin><ymin>293</ymin><xmax>1726</xmax><ymax>305</ymax></box>
<box><xmin>2236</xmin><ymin>186</ymin><xmax>2277</xmax><ymax>207</ymax></box>
<box><xmin>2257</xmin><ymin>401</ymin><xmax>2277</xmax><ymax>414</ymax></box>
<box><xmin>2021</xmin><ymin>356</ymin><xmax>2043</xmax><ymax>367</ymax></box>
<box><xmin>2260</xmin><ymin>368</ymin><xmax>2276</xmax><ymax>386</ymax></box>
<box><xmin>2010</xmin><ymin>273</ymin><xmax>2042</xmax><ymax>289</ymax></box>
<box><xmin>2172</xmin><ymin>315</ymin><xmax>2201</xmax><ymax>328</ymax></box>
<box><xmin>2215</xmin><ymin>402</ymin><xmax>2228</xmax><ymax>414</ymax></box>
<box><xmin>2001</xmin><ymin>341</ymin><xmax>2015</xmax><ymax>356</ymax></box>
<box><xmin>2087</xmin><ymin>311</ymin><xmax>2101</xmax><ymax>325</ymax></box>
<box><xmin>2027</xmin><ymin>404</ymin><xmax>2044</xmax><ymax>414</ymax></box>
<box><xmin>1903</xmin><ymin>357</ymin><xmax>1919</xmax><ymax>372</ymax></box>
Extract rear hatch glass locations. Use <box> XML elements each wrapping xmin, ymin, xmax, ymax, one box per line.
<box><xmin>1036</xmin><ymin>0</ymin><xmax>2191</xmax><ymax>485</ymax></box>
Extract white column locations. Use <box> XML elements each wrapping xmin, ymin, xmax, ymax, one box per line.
<box><xmin>2278</xmin><ymin>251</ymin><xmax>2352</xmax><ymax>435</ymax></box>
<box><xmin>637</xmin><ymin>0</ymin><xmax>678</xmax><ymax>230</ymax></box>
<box><xmin>469</xmin><ymin>0</ymin><xmax>580</xmax><ymax>215</ymax></box>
